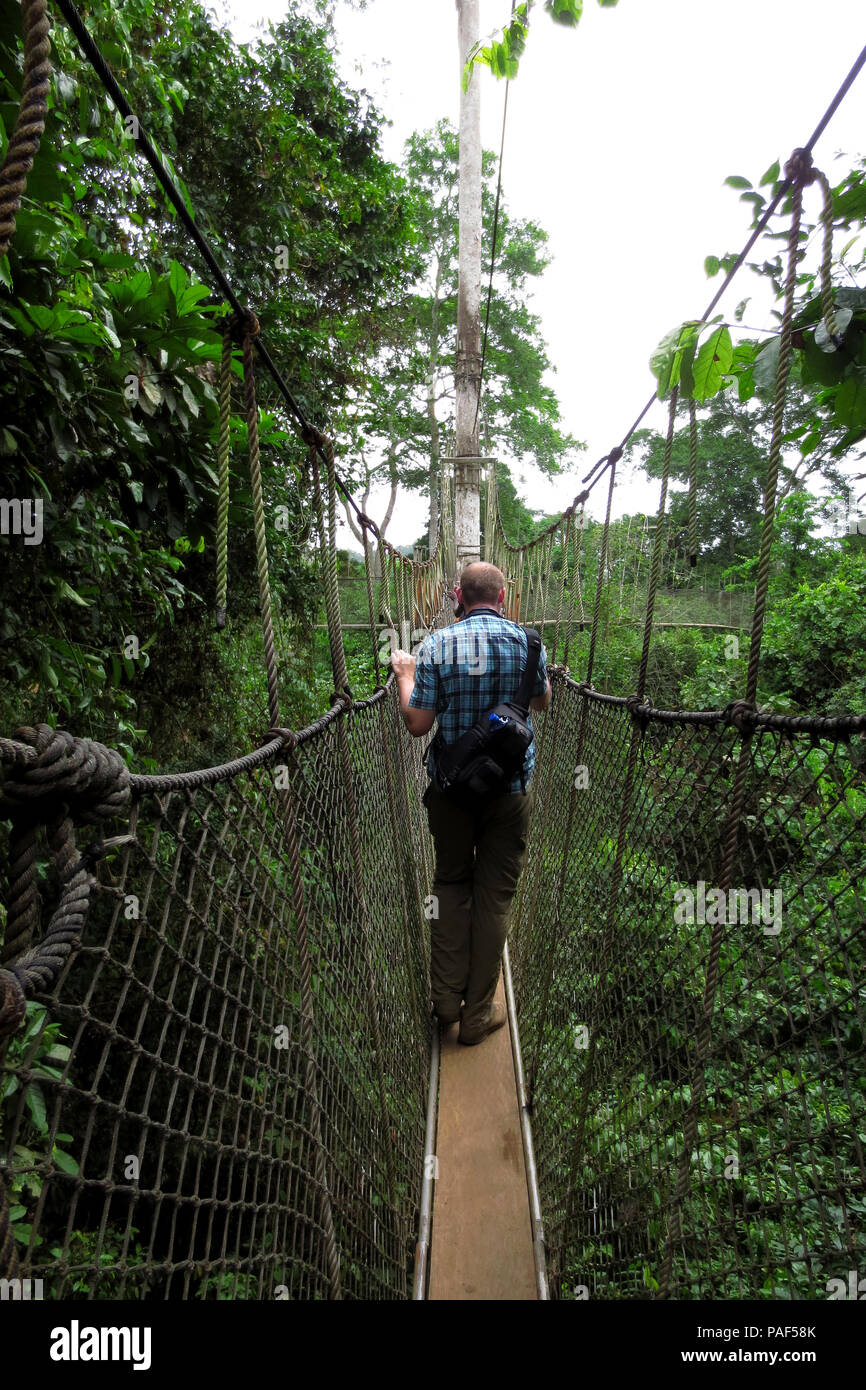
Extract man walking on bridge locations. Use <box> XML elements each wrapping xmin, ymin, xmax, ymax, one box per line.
<box><xmin>391</xmin><ymin>562</ymin><xmax>551</xmax><ymax>1046</ymax></box>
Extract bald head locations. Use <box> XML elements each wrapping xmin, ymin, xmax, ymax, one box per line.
<box><xmin>458</xmin><ymin>562</ymin><xmax>506</xmax><ymax>611</ymax></box>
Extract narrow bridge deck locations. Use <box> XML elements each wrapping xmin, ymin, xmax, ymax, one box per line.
<box><xmin>428</xmin><ymin>976</ymin><xmax>537</xmax><ymax>1301</ymax></box>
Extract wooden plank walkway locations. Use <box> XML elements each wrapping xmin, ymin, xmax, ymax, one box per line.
<box><xmin>428</xmin><ymin>975</ymin><xmax>537</xmax><ymax>1301</ymax></box>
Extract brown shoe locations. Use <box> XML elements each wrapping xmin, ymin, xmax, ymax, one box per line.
<box><xmin>458</xmin><ymin>1000</ymin><xmax>507</xmax><ymax>1047</ymax></box>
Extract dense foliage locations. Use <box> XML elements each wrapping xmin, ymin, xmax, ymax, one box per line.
<box><xmin>0</xmin><ymin>0</ymin><xmax>864</xmax><ymax>1304</ymax></box>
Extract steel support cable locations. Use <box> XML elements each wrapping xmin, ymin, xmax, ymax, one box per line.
<box><xmin>0</xmin><ymin>0</ymin><xmax>51</xmax><ymax>260</ymax></box>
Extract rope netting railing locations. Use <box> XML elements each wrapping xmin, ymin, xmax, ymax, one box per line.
<box><xmin>0</xmin><ymin>0</ymin><xmax>463</xmax><ymax>1300</ymax></box>
<box><xmin>493</xmin><ymin>144</ymin><xmax>866</xmax><ymax>1299</ymax></box>
<box><xmin>0</xmin><ymin>409</ymin><xmax>453</xmax><ymax>1297</ymax></box>
<box><xmin>0</xmin><ymin>691</ymin><xmax>435</xmax><ymax>1299</ymax></box>
<box><xmin>512</xmin><ymin>682</ymin><xmax>866</xmax><ymax>1299</ymax></box>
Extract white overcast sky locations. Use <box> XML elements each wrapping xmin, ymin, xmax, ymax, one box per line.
<box><xmin>225</xmin><ymin>0</ymin><xmax>866</xmax><ymax>543</ymax></box>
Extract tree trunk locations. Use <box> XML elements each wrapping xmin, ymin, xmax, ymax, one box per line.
<box><xmin>380</xmin><ymin>444</ymin><xmax>398</xmax><ymax>544</ymax></box>
<box><xmin>428</xmin><ymin>257</ymin><xmax>442</xmax><ymax>550</ymax></box>
<box><xmin>454</xmin><ymin>0</ymin><xmax>482</xmax><ymax>567</ymax></box>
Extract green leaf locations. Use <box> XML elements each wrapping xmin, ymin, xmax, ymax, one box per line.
<box><xmin>725</xmin><ymin>175</ymin><xmax>752</xmax><ymax>190</ymax></box>
<box><xmin>704</xmin><ymin>255</ymin><xmax>720</xmax><ymax>278</ymax></box>
<box><xmin>835</xmin><ymin>373</ymin><xmax>866</xmax><ymax>429</ymax></box>
<box><xmin>801</xmin><ymin>333</ymin><xmax>846</xmax><ymax>387</ymax></box>
<box><xmin>650</xmin><ymin>321</ymin><xmax>701</xmax><ymax>400</ymax></box>
<box><xmin>544</xmin><ymin>0</ymin><xmax>584</xmax><ymax>25</ymax></box>
<box><xmin>759</xmin><ymin>159</ymin><xmax>780</xmax><ymax>187</ymax></box>
<box><xmin>737</xmin><ymin>366</ymin><xmax>755</xmax><ymax>402</ymax></box>
<box><xmin>832</xmin><ymin>183</ymin><xmax>866</xmax><ymax>223</ymax></box>
<box><xmin>678</xmin><ymin>332</ymin><xmax>699</xmax><ymax>398</ymax></box>
<box><xmin>691</xmin><ymin>326</ymin><xmax>733</xmax><ymax>402</ymax></box>
<box><xmin>58</xmin><ymin>580</ymin><xmax>89</xmax><ymax>607</ymax></box>
<box><xmin>169</xmin><ymin>259</ymin><xmax>188</xmax><ymax>308</ymax></box>
<box><xmin>753</xmin><ymin>335</ymin><xmax>781</xmax><ymax>396</ymax></box>
<box><xmin>52</xmin><ymin>1146</ymin><xmax>79</xmax><ymax>1177</ymax></box>
<box><xmin>25</xmin><ymin>1083</ymin><xmax>47</xmax><ymax>1134</ymax></box>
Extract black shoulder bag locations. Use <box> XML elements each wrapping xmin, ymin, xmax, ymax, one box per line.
<box><xmin>431</xmin><ymin>626</ymin><xmax>542</xmax><ymax>808</ymax></box>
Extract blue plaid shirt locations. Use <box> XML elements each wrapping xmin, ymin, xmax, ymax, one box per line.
<box><xmin>408</xmin><ymin>609</ymin><xmax>548</xmax><ymax>793</ymax></box>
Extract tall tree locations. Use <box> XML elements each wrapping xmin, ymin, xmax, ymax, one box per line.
<box><xmin>337</xmin><ymin>120</ymin><xmax>582</xmax><ymax>549</ymax></box>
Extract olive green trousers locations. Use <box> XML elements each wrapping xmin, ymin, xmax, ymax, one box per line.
<box><xmin>422</xmin><ymin>780</ymin><xmax>535</xmax><ymax>1033</ymax></box>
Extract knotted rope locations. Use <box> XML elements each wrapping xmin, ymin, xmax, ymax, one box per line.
<box><xmin>0</xmin><ymin>723</ymin><xmax>130</xmax><ymax>1279</ymax></box>
<box><xmin>0</xmin><ymin>0</ymin><xmax>51</xmax><ymax>261</ymax></box>
<box><xmin>0</xmin><ymin>725</ymin><xmax>130</xmax><ymax>1030</ymax></box>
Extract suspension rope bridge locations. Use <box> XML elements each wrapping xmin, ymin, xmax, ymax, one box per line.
<box><xmin>0</xmin><ymin>0</ymin><xmax>865</xmax><ymax>1301</ymax></box>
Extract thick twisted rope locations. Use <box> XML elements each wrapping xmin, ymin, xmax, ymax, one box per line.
<box><xmin>0</xmin><ymin>727</ymin><xmax>130</xmax><ymax>1285</ymax></box>
<box><xmin>0</xmin><ymin>726</ymin><xmax>131</xmax><ymax>1042</ymax></box>
<box><xmin>214</xmin><ymin>317</ymin><xmax>233</xmax><ymax>629</ymax></box>
<box><xmin>815</xmin><ymin>167</ymin><xmax>842</xmax><ymax>346</ymax></box>
<box><xmin>687</xmin><ymin>397</ymin><xmax>699</xmax><ymax>567</ymax></box>
<box><xmin>0</xmin><ymin>0</ymin><xmax>51</xmax><ymax>261</ymax></box>
<box><xmin>239</xmin><ymin>312</ymin><xmax>280</xmax><ymax>729</ymax></box>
